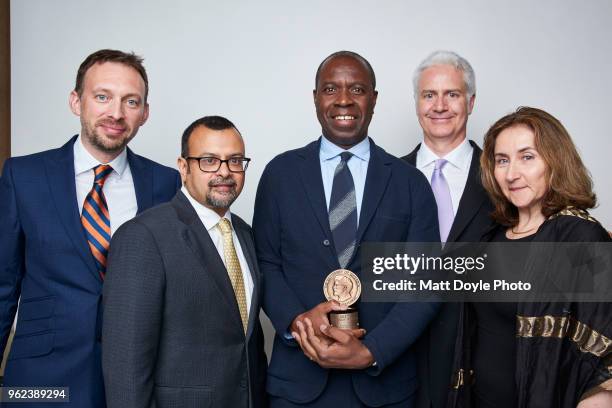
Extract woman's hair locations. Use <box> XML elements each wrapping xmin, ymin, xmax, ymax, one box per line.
<box><xmin>480</xmin><ymin>106</ymin><xmax>596</xmax><ymax>226</ymax></box>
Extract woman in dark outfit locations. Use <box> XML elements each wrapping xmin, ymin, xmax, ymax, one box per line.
<box><xmin>448</xmin><ymin>107</ymin><xmax>612</xmax><ymax>408</ymax></box>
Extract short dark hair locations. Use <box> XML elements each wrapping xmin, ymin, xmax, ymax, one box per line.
<box><xmin>181</xmin><ymin>115</ymin><xmax>240</xmax><ymax>158</ymax></box>
<box><xmin>315</xmin><ymin>50</ymin><xmax>376</xmax><ymax>89</ymax></box>
<box><xmin>481</xmin><ymin>106</ymin><xmax>596</xmax><ymax>227</ymax></box>
<box><xmin>75</xmin><ymin>49</ymin><xmax>149</xmax><ymax>102</ymax></box>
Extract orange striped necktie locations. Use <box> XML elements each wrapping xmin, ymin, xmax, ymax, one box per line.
<box><xmin>81</xmin><ymin>164</ymin><xmax>113</xmax><ymax>280</ymax></box>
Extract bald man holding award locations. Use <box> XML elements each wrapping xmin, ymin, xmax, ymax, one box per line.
<box><xmin>253</xmin><ymin>50</ymin><xmax>440</xmax><ymax>408</ymax></box>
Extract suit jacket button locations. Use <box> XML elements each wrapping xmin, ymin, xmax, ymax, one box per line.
<box><xmin>323</xmin><ymin>239</ymin><xmax>330</xmax><ymax>246</ymax></box>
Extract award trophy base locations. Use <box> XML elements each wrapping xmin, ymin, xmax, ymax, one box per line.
<box><xmin>329</xmin><ymin>308</ymin><xmax>359</xmax><ymax>330</ymax></box>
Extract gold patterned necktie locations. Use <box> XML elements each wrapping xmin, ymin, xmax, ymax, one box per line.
<box><xmin>217</xmin><ymin>218</ymin><xmax>249</xmax><ymax>334</ymax></box>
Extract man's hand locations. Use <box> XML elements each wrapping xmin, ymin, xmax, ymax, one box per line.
<box><xmin>293</xmin><ymin>317</ymin><xmax>373</xmax><ymax>369</ymax></box>
<box><xmin>290</xmin><ymin>300</ymin><xmax>346</xmax><ymax>340</ymax></box>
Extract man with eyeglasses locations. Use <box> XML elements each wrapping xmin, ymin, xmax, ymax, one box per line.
<box><xmin>102</xmin><ymin>116</ymin><xmax>267</xmax><ymax>408</ymax></box>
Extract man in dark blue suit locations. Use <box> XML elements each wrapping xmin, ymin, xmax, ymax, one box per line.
<box><xmin>253</xmin><ymin>51</ymin><xmax>440</xmax><ymax>407</ymax></box>
<box><xmin>0</xmin><ymin>49</ymin><xmax>180</xmax><ymax>407</ymax></box>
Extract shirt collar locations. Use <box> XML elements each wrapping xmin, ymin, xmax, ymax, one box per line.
<box><xmin>73</xmin><ymin>135</ymin><xmax>129</xmax><ymax>177</ymax></box>
<box><xmin>320</xmin><ymin>135</ymin><xmax>371</xmax><ymax>162</ymax></box>
<box><xmin>181</xmin><ymin>186</ymin><xmax>232</xmax><ymax>232</ymax></box>
<box><xmin>417</xmin><ymin>137</ymin><xmax>472</xmax><ymax>171</ymax></box>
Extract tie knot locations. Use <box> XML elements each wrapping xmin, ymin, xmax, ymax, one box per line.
<box><xmin>434</xmin><ymin>159</ymin><xmax>448</xmax><ymax>172</ymax></box>
<box><xmin>339</xmin><ymin>151</ymin><xmax>353</xmax><ymax>163</ymax></box>
<box><xmin>217</xmin><ymin>217</ymin><xmax>233</xmax><ymax>235</ymax></box>
<box><xmin>94</xmin><ymin>164</ymin><xmax>113</xmax><ymax>186</ymax></box>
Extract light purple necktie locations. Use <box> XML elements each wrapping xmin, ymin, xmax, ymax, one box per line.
<box><xmin>431</xmin><ymin>159</ymin><xmax>453</xmax><ymax>242</ymax></box>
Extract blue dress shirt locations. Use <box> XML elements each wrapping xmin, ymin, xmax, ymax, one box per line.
<box><xmin>319</xmin><ymin>135</ymin><xmax>371</xmax><ymax>224</ymax></box>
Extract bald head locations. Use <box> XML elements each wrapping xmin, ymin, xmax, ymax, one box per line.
<box><xmin>315</xmin><ymin>50</ymin><xmax>376</xmax><ymax>90</ymax></box>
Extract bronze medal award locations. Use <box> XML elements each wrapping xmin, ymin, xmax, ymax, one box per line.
<box><xmin>323</xmin><ymin>269</ymin><xmax>361</xmax><ymax>329</ymax></box>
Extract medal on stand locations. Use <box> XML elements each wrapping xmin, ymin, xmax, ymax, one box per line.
<box><xmin>323</xmin><ymin>269</ymin><xmax>361</xmax><ymax>329</ymax></box>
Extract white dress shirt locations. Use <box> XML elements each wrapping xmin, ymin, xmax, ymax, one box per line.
<box><xmin>181</xmin><ymin>186</ymin><xmax>254</xmax><ymax>312</ymax></box>
<box><xmin>416</xmin><ymin>138</ymin><xmax>473</xmax><ymax>217</ymax></box>
<box><xmin>74</xmin><ymin>136</ymin><xmax>137</xmax><ymax>236</ymax></box>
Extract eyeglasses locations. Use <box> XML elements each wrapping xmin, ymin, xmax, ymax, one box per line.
<box><xmin>184</xmin><ymin>156</ymin><xmax>251</xmax><ymax>173</ymax></box>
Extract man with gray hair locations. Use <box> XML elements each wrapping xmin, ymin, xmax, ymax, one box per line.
<box><xmin>402</xmin><ymin>50</ymin><xmax>493</xmax><ymax>408</ymax></box>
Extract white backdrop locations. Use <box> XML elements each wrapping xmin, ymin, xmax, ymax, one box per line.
<box><xmin>11</xmin><ymin>0</ymin><xmax>612</xmax><ymax>227</ymax></box>
<box><xmin>10</xmin><ymin>0</ymin><xmax>612</xmax><ymax>359</ymax></box>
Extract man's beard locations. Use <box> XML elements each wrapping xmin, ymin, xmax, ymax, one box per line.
<box><xmin>206</xmin><ymin>176</ymin><xmax>239</xmax><ymax>210</ymax></box>
<box><xmin>82</xmin><ymin>118</ymin><xmax>135</xmax><ymax>155</ymax></box>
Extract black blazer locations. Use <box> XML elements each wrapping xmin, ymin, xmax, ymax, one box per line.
<box><xmin>102</xmin><ymin>191</ymin><xmax>267</xmax><ymax>408</ymax></box>
<box><xmin>449</xmin><ymin>212</ymin><xmax>612</xmax><ymax>408</ymax></box>
<box><xmin>402</xmin><ymin>140</ymin><xmax>494</xmax><ymax>408</ymax></box>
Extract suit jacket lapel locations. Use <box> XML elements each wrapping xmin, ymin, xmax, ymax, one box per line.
<box><xmin>356</xmin><ymin>141</ymin><xmax>391</xmax><ymax>244</ymax></box>
<box><xmin>173</xmin><ymin>192</ymin><xmax>244</xmax><ymax>334</ymax></box>
<box><xmin>297</xmin><ymin>138</ymin><xmax>391</xmax><ymax>268</ymax></box>
<box><xmin>404</xmin><ymin>141</ymin><xmax>488</xmax><ymax>242</ymax></box>
<box><xmin>447</xmin><ymin>141</ymin><xmax>487</xmax><ymax>242</ymax></box>
<box><xmin>296</xmin><ymin>140</ymin><xmax>336</xmax><ymax>247</ymax></box>
<box><xmin>127</xmin><ymin>149</ymin><xmax>153</xmax><ymax>214</ymax></box>
<box><xmin>45</xmin><ymin>136</ymin><xmax>99</xmax><ymax>279</ymax></box>
<box><xmin>403</xmin><ymin>143</ymin><xmax>420</xmax><ymax>166</ymax></box>
<box><xmin>234</xmin><ymin>224</ymin><xmax>259</xmax><ymax>339</ymax></box>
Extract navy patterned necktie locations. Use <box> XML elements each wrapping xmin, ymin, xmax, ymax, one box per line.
<box><xmin>329</xmin><ymin>152</ymin><xmax>357</xmax><ymax>268</ymax></box>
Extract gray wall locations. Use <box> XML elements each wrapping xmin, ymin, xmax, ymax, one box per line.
<box><xmin>11</xmin><ymin>0</ymin><xmax>612</xmax><ymax>356</ymax></box>
<box><xmin>11</xmin><ymin>0</ymin><xmax>612</xmax><ymax>227</ymax></box>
